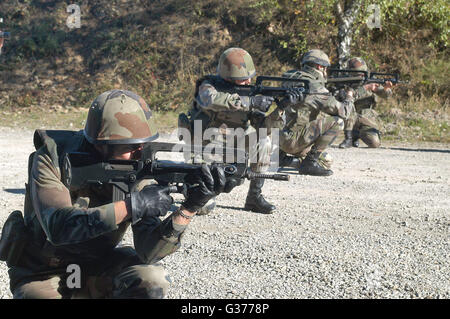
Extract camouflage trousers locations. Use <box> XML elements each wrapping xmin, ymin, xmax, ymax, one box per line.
<box><xmin>279</xmin><ymin>115</ymin><xmax>344</xmax><ymax>157</ymax></box>
<box><xmin>344</xmin><ymin>108</ymin><xmax>381</xmax><ymax>148</ymax></box>
<box><xmin>9</xmin><ymin>247</ymin><xmax>171</xmax><ymax>299</ymax></box>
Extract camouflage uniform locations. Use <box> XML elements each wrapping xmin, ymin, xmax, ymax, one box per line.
<box><xmin>193</xmin><ymin>75</ymin><xmax>272</xmax><ymax>172</ymax></box>
<box><xmin>343</xmin><ymin>84</ymin><xmax>391</xmax><ymax>148</ymax></box>
<box><xmin>269</xmin><ymin>50</ymin><xmax>354</xmax><ymax>175</ymax></box>
<box><xmin>5</xmin><ymin>91</ymin><xmax>184</xmax><ymax>299</ymax></box>
<box><xmin>339</xmin><ymin>57</ymin><xmax>392</xmax><ymax>148</ymax></box>
<box><xmin>276</xmin><ymin>66</ymin><xmax>350</xmax><ymax>154</ymax></box>
<box><xmin>185</xmin><ymin>48</ymin><xmax>275</xmax><ymax>214</ymax></box>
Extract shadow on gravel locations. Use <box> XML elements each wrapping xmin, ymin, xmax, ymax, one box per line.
<box><xmin>3</xmin><ymin>188</ymin><xmax>26</xmax><ymax>195</ymax></box>
<box><xmin>216</xmin><ymin>204</ymin><xmax>271</xmax><ymax>215</ymax></box>
<box><xmin>331</xmin><ymin>144</ymin><xmax>450</xmax><ymax>153</ymax></box>
<box><xmin>276</xmin><ymin>168</ymin><xmax>298</xmax><ymax>173</ymax></box>
<box><xmin>382</xmin><ymin>147</ymin><xmax>450</xmax><ymax>154</ymax></box>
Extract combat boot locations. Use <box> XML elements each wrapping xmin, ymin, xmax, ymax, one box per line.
<box><xmin>244</xmin><ymin>179</ymin><xmax>276</xmax><ymax>214</ymax></box>
<box><xmin>338</xmin><ymin>130</ymin><xmax>353</xmax><ymax>149</ymax></box>
<box><xmin>298</xmin><ymin>149</ymin><xmax>333</xmax><ymax>176</ymax></box>
<box><xmin>352</xmin><ymin>130</ymin><xmax>360</xmax><ymax>147</ymax></box>
<box><xmin>278</xmin><ymin>150</ymin><xmax>301</xmax><ymax>169</ymax></box>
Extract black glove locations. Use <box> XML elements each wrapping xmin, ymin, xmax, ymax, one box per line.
<box><xmin>182</xmin><ymin>164</ymin><xmax>226</xmax><ymax>212</ymax></box>
<box><xmin>223</xmin><ymin>177</ymin><xmax>244</xmax><ymax>193</ymax></box>
<box><xmin>130</xmin><ymin>185</ymin><xmax>174</xmax><ymax>225</ymax></box>
<box><xmin>278</xmin><ymin>88</ymin><xmax>304</xmax><ymax>109</ymax></box>
<box><xmin>249</xmin><ymin>96</ymin><xmax>274</xmax><ymax>112</ymax></box>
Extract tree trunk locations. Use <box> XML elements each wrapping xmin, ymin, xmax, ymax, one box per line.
<box><xmin>335</xmin><ymin>0</ymin><xmax>362</xmax><ymax>68</ymax></box>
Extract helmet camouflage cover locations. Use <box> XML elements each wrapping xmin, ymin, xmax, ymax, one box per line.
<box><xmin>217</xmin><ymin>47</ymin><xmax>256</xmax><ymax>80</ymax></box>
<box><xmin>346</xmin><ymin>57</ymin><xmax>368</xmax><ymax>71</ymax></box>
<box><xmin>301</xmin><ymin>49</ymin><xmax>331</xmax><ymax>67</ymax></box>
<box><xmin>84</xmin><ymin>89</ymin><xmax>158</xmax><ymax>144</ymax></box>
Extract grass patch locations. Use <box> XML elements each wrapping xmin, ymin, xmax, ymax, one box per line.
<box><xmin>378</xmin><ymin>93</ymin><xmax>450</xmax><ymax>143</ymax></box>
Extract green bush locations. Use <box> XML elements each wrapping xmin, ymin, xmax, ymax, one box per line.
<box><xmin>16</xmin><ymin>19</ymin><xmax>66</xmax><ymax>58</ymax></box>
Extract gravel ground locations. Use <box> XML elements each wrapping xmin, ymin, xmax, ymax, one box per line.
<box><xmin>0</xmin><ymin>126</ymin><xmax>449</xmax><ymax>299</ymax></box>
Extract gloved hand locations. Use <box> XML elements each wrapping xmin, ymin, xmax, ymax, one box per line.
<box><xmin>130</xmin><ymin>185</ymin><xmax>174</xmax><ymax>225</ymax></box>
<box><xmin>182</xmin><ymin>164</ymin><xmax>226</xmax><ymax>212</ymax></box>
<box><xmin>223</xmin><ymin>177</ymin><xmax>244</xmax><ymax>193</ymax></box>
<box><xmin>249</xmin><ymin>96</ymin><xmax>274</xmax><ymax>112</ymax></box>
<box><xmin>278</xmin><ymin>88</ymin><xmax>304</xmax><ymax>109</ymax></box>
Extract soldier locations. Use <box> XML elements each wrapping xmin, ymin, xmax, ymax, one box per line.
<box><xmin>182</xmin><ymin>47</ymin><xmax>300</xmax><ymax>215</ymax></box>
<box><xmin>273</xmin><ymin>49</ymin><xmax>355</xmax><ymax>176</ymax></box>
<box><xmin>0</xmin><ymin>89</ymin><xmax>233</xmax><ymax>299</ymax></box>
<box><xmin>338</xmin><ymin>57</ymin><xmax>394</xmax><ymax>148</ymax></box>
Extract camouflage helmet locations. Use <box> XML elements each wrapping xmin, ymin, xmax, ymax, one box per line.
<box><xmin>84</xmin><ymin>89</ymin><xmax>158</xmax><ymax>145</ymax></box>
<box><xmin>217</xmin><ymin>47</ymin><xmax>256</xmax><ymax>80</ymax></box>
<box><xmin>346</xmin><ymin>57</ymin><xmax>368</xmax><ymax>71</ymax></box>
<box><xmin>301</xmin><ymin>49</ymin><xmax>331</xmax><ymax>67</ymax></box>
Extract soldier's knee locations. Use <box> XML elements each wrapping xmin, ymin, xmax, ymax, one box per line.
<box><xmin>361</xmin><ymin>129</ymin><xmax>381</xmax><ymax>148</ymax></box>
<box><xmin>112</xmin><ymin>263</ymin><xmax>171</xmax><ymax>299</ymax></box>
<box><xmin>367</xmin><ymin>139</ymin><xmax>381</xmax><ymax>148</ymax></box>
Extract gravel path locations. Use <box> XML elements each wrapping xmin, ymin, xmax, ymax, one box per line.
<box><xmin>0</xmin><ymin>126</ymin><xmax>449</xmax><ymax>299</ymax></box>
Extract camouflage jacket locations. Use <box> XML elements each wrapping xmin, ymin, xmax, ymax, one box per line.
<box><xmin>193</xmin><ymin>75</ymin><xmax>252</xmax><ymax>129</ymax></box>
<box><xmin>354</xmin><ymin>84</ymin><xmax>392</xmax><ymax>111</ymax></box>
<box><xmin>19</xmin><ymin>129</ymin><xmax>182</xmax><ymax>271</ymax></box>
<box><xmin>280</xmin><ymin>66</ymin><xmax>354</xmax><ymax>128</ymax></box>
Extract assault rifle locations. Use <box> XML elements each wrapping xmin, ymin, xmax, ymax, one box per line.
<box><xmin>234</xmin><ymin>75</ymin><xmax>330</xmax><ymax>98</ymax></box>
<box><xmin>62</xmin><ymin>141</ymin><xmax>290</xmax><ymax>202</ymax></box>
<box><xmin>326</xmin><ymin>69</ymin><xmax>408</xmax><ymax>90</ymax></box>
<box><xmin>232</xmin><ymin>76</ymin><xmax>330</xmax><ymax>126</ymax></box>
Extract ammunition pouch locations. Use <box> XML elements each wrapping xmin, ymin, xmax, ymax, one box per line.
<box><xmin>0</xmin><ymin>210</ymin><xmax>30</xmax><ymax>267</ymax></box>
